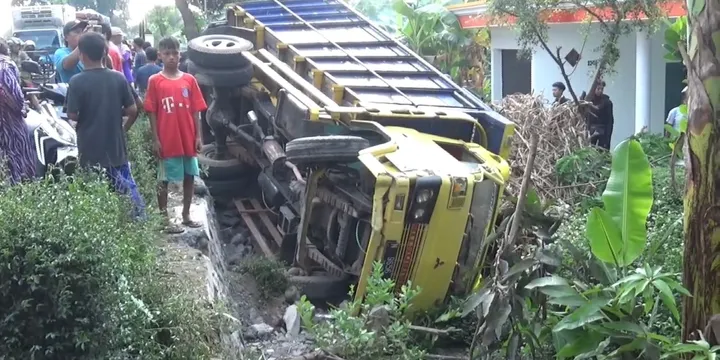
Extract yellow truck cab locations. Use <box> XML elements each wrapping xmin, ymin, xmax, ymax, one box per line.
<box><xmin>189</xmin><ymin>0</ymin><xmax>514</xmax><ymax>310</ymax></box>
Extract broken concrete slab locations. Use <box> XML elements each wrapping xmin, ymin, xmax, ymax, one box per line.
<box><xmin>284</xmin><ymin>304</ymin><xmax>301</xmax><ymax>337</ymax></box>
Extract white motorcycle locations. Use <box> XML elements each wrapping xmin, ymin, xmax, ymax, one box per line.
<box><xmin>21</xmin><ymin>61</ymin><xmax>78</xmax><ymax>178</ymax></box>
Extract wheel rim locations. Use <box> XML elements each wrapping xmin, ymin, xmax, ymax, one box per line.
<box><xmin>206</xmin><ymin>147</ymin><xmax>234</xmax><ymax>161</ymax></box>
<box><xmin>203</xmin><ymin>39</ymin><xmax>240</xmax><ymax>49</ymax></box>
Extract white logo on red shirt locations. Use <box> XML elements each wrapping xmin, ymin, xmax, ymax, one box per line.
<box><xmin>161</xmin><ymin>96</ymin><xmax>174</xmax><ymax>113</ymax></box>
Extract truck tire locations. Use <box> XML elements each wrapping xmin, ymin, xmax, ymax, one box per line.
<box><xmin>187</xmin><ymin>34</ymin><xmax>252</xmax><ymax>69</ymax></box>
<box><xmin>201</xmin><ymin>25</ymin><xmax>256</xmax><ymax>46</ymax></box>
<box><xmin>205</xmin><ymin>176</ymin><xmax>256</xmax><ymax>198</ymax></box>
<box><xmin>289</xmin><ymin>273</ymin><xmax>350</xmax><ymax>301</ymax></box>
<box><xmin>187</xmin><ymin>60</ymin><xmax>254</xmax><ymax>87</ymax></box>
<box><xmin>198</xmin><ymin>144</ymin><xmax>249</xmax><ymax>180</ymax></box>
<box><xmin>285</xmin><ymin>136</ymin><xmax>369</xmax><ymax>165</ymax></box>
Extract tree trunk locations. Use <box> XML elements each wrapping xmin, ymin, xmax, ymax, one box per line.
<box><xmin>682</xmin><ymin>1</ymin><xmax>720</xmax><ymax>341</ymax></box>
<box><xmin>176</xmin><ymin>0</ymin><xmax>200</xmax><ymax>41</ymax></box>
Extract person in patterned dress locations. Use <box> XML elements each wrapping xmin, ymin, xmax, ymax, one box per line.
<box><xmin>0</xmin><ymin>38</ymin><xmax>37</xmax><ymax>183</ymax></box>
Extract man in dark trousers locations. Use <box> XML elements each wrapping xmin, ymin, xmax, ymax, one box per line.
<box><xmin>585</xmin><ymin>80</ymin><xmax>615</xmax><ymax>150</ymax></box>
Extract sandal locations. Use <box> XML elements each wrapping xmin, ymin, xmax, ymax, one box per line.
<box><xmin>164</xmin><ymin>223</ymin><xmax>185</xmax><ymax>234</ymax></box>
<box><xmin>182</xmin><ymin>219</ymin><xmax>203</xmax><ymax>228</ymax></box>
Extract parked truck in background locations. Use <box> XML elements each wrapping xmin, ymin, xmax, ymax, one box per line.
<box><xmin>11</xmin><ymin>4</ymin><xmax>76</xmax><ymax>63</ymax></box>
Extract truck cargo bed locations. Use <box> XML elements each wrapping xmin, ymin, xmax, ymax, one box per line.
<box><xmin>236</xmin><ymin>0</ymin><xmax>514</xmax><ymax>157</ymax></box>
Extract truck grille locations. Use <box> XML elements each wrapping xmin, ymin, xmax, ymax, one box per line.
<box><xmin>386</xmin><ymin>223</ymin><xmax>428</xmax><ymax>291</ymax></box>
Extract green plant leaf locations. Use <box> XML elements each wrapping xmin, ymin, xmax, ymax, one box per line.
<box><xmin>664</xmin><ymin>28</ymin><xmax>681</xmax><ymax>48</ymax></box>
<box><xmin>391</xmin><ymin>0</ymin><xmax>414</xmax><ymax>18</ymax></box>
<box><xmin>603</xmin><ymin>138</ymin><xmax>654</xmax><ymax>266</ymax></box>
<box><xmin>538</xmin><ymin>285</ymin><xmax>582</xmax><ymax>298</ymax></box>
<box><xmin>461</xmin><ymin>287</ymin><xmax>490</xmax><ymax>317</ymax></box>
<box><xmin>653</xmin><ymin>279</ymin><xmax>681</xmax><ymax>322</ymax></box>
<box><xmin>553</xmin><ymin>297</ymin><xmax>610</xmax><ymax>332</ymax></box>
<box><xmin>611</xmin><ymin>273</ymin><xmax>646</xmax><ymax>287</ymax></box>
<box><xmin>556</xmin><ymin>331</ymin><xmax>605</xmax><ymax>359</ymax></box>
<box><xmin>586</xmin><ymin>207</ymin><xmax>623</xmax><ymax>266</ymax></box>
<box><xmin>502</xmin><ymin>258</ymin><xmax>536</xmax><ymax>282</ymax></box>
<box><xmin>525</xmin><ymin>188</ymin><xmax>542</xmax><ymax>215</ymax></box>
<box><xmin>548</xmin><ymin>294</ymin><xmax>588</xmax><ymax>307</ymax></box>
<box><xmin>608</xmin><ymin>337</ymin><xmax>648</xmax><ymax>357</ymax></box>
<box><xmin>664</xmin><ymin>52</ymin><xmax>681</xmax><ymax>62</ymax></box>
<box><xmin>536</xmin><ymin>249</ymin><xmax>562</xmax><ymax>267</ymax></box>
<box><xmin>601</xmin><ymin>321</ymin><xmax>645</xmax><ymax>334</ymax></box>
<box><xmin>526</xmin><ymin>275</ymin><xmax>569</xmax><ymax>289</ymax></box>
<box><xmin>665</xmin><ymin>278</ymin><xmax>692</xmax><ymax>297</ymax></box>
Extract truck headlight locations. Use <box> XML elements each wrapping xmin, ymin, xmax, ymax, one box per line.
<box><xmin>416</xmin><ymin>189</ymin><xmax>434</xmax><ymax>204</ymax></box>
<box><xmin>406</xmin><ymin>176</ymin><xmax>441</xmax><ymax>224</ymax></box>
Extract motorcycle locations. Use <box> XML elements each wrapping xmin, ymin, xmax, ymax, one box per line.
<box><xmin>20</xmin><ymin>60</ymin><xmax>78</xmax><ymax>178</ymax></box>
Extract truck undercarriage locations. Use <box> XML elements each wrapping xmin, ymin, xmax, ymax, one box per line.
<box><xmin>190</xmin><ymin>0</ymin><xmax>515</xmax><ymax>310</ymax></box>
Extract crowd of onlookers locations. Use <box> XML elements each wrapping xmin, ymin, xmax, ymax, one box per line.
<box><xmin>0</xmin><ymin>19</ymin><xmax>208</xmax><ymax>234</ymax></box>
<box><xmin>53</xmin><ymin>21</ymin><xmax>164</xmax><ymax>97</ymax></box>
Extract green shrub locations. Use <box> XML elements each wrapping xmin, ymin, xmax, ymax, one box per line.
<box><xmin>0</xmin><ymin>119</ymin><xmax>220</xmax><ymax>359</ymax></box>
<box><xmin>636</xmin><ymin>132</ymin><xmax>674</xmax><ymax>163</ymax></box>
<box><xmin>126</xmin><ymin>119</ymin><xmax>158</xmax><ymax>206</ymax></box>
<box><xmin>236</xmin><ymin>256</ymin><xmax>289</xmax><ymax>300</ymax></box>
<box><xmin>553</xmin><ymin>150</ymin><xmax>685</xmax><ymax>341</ymax></box>
<box><xmin>0</xmin><ymin>172</ymin><xmax>156</xmax><ymax>358</ymax></box>
<box><xmin>554</xmin><ymin>147</ymin><xmax>611</xmax><ymax>187</ymax></box>
<box><xmin>298</xmin><ymin>262</ymin><xmax>425</xmax><ymax>360</ymax></box>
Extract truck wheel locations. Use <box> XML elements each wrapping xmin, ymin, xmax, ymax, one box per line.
<box><xmin>205</xmin><ymin>176</ymin><xmax>257</xmax><ymax>198</ymax></box>
<box><xmin>285</xmin><ymin>136</ymin><xmax>369</xmax><ymax>165</ymax></box>
<box><xmin>198</xmin><ymin>144</ymin><xmax>249</xmax><ymax>180</ymax></box>
<box><xmin>288</xmin><ymin>273</ymin><xmax>350</xmax><ymax>301</ymax></box>
<box><xmin>200</xmin><ymin>26</ymin><xmax>256</xmax><ymax>46</ymax></box>
<box><xmin>187</xmin><ymin>34</ymin><xmax>252</xmax><ymax>69</ymax></box>
<box><xmin>187</xmin><ymin>60</ymin><xmax>254</xmax><ymax>87</ymax></box>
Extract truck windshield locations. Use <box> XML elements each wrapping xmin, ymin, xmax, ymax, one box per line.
<box><xmin>14</xmin><ymin>30</ymin><xmax>61</xmax><ymax>50</ymax></box>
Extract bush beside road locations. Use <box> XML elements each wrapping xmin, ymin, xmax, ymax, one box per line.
<box><xmin>0</xmin><ymin>118</ymin><xmax>221</xmax><ymax>359</ymax></box>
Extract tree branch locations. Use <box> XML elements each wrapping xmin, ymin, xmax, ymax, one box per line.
<box><xmin>555</xmin><ymin>47</ymin><xmax>580</xmax><ymax>104</ymax></box>
<box><xmin>527</xmin><ymin>25</ymin><xmax>580</xmax><ymax>105</ymax></box>
<box><xmin>571</xmin><ymin>0</ymin><xmax>608</xmax><ymax>29</ymax></box>
<box><xmin>507</xmin><ymin>134</ymin><xmax>540</xmax><ymax>244</ymax></box>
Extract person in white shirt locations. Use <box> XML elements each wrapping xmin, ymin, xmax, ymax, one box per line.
<box><xmin>666</xmin><ymin>86</ymin><xmax>687</xmax><ymax>133</ymax></box>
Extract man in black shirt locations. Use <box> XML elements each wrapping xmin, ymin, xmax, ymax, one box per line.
<box><xmin>552</xmin><ymin>81</ymin><xmax>569</xmax><ymax>105</ymax></box>
<box><xmin>585</xmin><ymin>81</ymin><xmax>615</xmax><ymax>150</ymax></box>
<box><xmin>65</xmin><ymin>32</ymin><xmax>146</xmax><ymax>219</ymax></box>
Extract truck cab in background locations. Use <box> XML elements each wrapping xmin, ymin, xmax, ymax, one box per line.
<box><xmin>11</xmin><ymin>4</ymin><xmax>76</xmax><ymax>64</ymax></box>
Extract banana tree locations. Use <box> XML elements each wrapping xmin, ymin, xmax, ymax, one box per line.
<box><xmin>523</xmin><ymin>139</ymin><xmax>687</xmax><ymax>358</ymax></box>
<box><xmin>676</xmin><ymin>0</ymin><xmax>720</xmax><ymax>342</ymax></box>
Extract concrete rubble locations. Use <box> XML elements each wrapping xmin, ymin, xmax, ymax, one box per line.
<box><xmin>164</xmin><ymin>179</ymin><xmax>313</xmax><ymax>358</ymax></box>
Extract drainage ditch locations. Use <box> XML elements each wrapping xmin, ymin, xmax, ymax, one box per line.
<box><xmin>168</xmin><ymin>179</ymin><xmax>314</xmax><ymax>359</ymax></box>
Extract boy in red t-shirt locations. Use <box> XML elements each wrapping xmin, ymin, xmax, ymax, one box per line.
<box><xmin>144</xmin><ymin>36</ymin><xmax>208</xmax><ymax>233</ymax></box>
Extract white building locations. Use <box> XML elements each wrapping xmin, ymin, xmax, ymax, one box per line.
<box><xmin>448</xmin><ymin>1</ymin><xmax>686</xmax><ymax>148</ymax></box>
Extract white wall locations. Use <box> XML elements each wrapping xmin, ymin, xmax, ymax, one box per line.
<box><xmin>490</xmin><ymin>23</ymin><xmax>669</xmax><ymax>148</ymax></box>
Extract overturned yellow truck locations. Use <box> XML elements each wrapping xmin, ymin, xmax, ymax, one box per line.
<box><xmin>189</xmin><ymin>0</ymin><xmax>515</xmax><ymax>310</ymax></box>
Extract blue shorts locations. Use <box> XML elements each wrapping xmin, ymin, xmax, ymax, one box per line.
<box><xmin>105</xmin><ymin>163</ymin><xmax>146</xmax><ymax>220</ymax></box>
<box><xmin>158</xmin><ymin>157</ymin><xmax>199</xmax><ymax>183</ymax></box>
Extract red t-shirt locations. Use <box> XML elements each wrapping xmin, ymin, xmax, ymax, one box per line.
<box><xmin>144</xmin><ymin>72</ymin><xmax>207</xmax><ymax>158</ymax></box>
<box><xmin>108</xmin><ymin>43</ymin><xmax>123</xmax><ymax>72</ymax></box>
